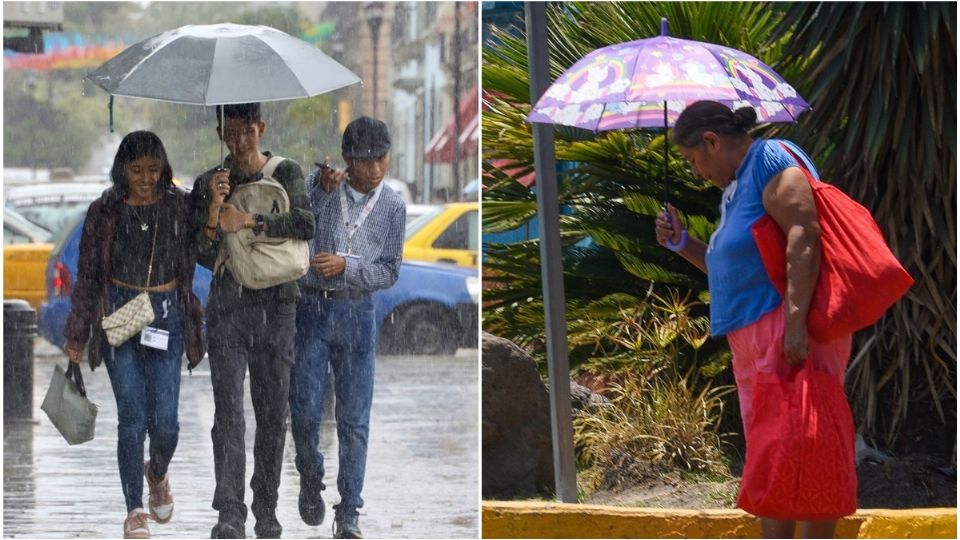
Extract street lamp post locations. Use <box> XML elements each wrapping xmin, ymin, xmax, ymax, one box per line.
<box><xmin>365</xmin><ymin>2</ymin><xmax>384</xmax><ymax>118</ymax></box>
<box><xmin>451</xmin><ymin>2</ymin><xmax>462</xmax><ymax>200</ymax></box>
<box><xmin>26</xmin><ymin>75</ymin><xmax>38</xmax><ymax>180</ymax></box>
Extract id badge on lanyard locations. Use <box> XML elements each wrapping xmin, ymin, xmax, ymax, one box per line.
<box><xmin>339</xmin><ymin>183</ymin><xmax>382</xmax><ymax>255</ymax></box>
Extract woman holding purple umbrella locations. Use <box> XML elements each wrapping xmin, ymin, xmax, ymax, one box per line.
<box><xmin>655</xmin><ymin>100</ymin><xmax>855</xmax><ymax>538</ymax></box>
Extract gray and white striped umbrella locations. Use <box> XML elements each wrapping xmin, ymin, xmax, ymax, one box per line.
<box><xmin>87</xmin><ymin>23</ymin><xmax>361</xmax><ymax>105</ymax></box>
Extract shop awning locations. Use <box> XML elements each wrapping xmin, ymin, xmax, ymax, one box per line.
<box><xmin>486</xmin><ymin>159</ymin><xmax>536</xmax><ymax>188</ymax></box>
<box><xmin>425</xmin><ymin>84</ymin><xmax>479</xmax><ymax>164</ymax></box>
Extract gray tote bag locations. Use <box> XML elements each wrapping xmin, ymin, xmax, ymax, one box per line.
<box><xmin>41</xmin><ymin>363</ymin><xmax>98</xmax><ymax>445</ymax></box>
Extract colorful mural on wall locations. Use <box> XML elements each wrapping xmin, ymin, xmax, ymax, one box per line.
<box><xmin>4</xmin><ymin>32</ymin><xmax>128</xmax><ymax>71</ymax></box>
<box><xmin>5</xmin><ymin>24</ymin><xmax>334</xmax><ymax>72</ymax></box>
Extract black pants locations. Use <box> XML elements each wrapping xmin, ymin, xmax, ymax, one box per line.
<box><xmin>207</xmin><ymin>292</ymin><xmax>297</xmax><ymax>524</ymax></box>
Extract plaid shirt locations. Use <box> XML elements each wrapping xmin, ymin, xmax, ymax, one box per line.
<box><xmin>300</xmin><ymin>170</ymin><xmax>406</xmax><ymax>292</ymax></box>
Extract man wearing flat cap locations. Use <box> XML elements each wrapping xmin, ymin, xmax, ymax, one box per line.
<box><xmin>288</xmin><ymin>116</ymin><xmax>405</xmax><ymax>539</ymax></box>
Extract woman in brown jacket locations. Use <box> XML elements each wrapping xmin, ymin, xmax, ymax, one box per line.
<box><xmin>64</xmin><ymin>131</ymin><xmax>204</xmax><ymax>539</ymax></box>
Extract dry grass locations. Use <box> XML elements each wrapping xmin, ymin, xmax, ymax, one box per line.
<box><xmin>574</xmin><ymin>369</ymin><xmax>735</xmax><ymax>492</ymax></box>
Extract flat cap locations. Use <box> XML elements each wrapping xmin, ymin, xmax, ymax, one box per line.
<box><xmin>342</xmin><ymin>116</ymin><xmax>391</xmax><ymax>159</ymax></box>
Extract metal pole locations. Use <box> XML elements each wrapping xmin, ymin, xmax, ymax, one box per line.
<box><xmin>372</xmin><ymin>40</ymin><xmax>379</xmax><ymax>117</ymax></box>
<box><xmin>452</xmin><ymin>2</ymin><xmax>462</xmax><ymax>199</ymax></box>
<box><xmin>524</xmin><ymin>1</ymin><xmax>578</xmax><ymax>504</ymax></box>
<box><xmin>367</xmin><ymin>3</ymin><xmax>384</xmax><ymax>118</ymax></box>
<box><xmin>427</xmin><ymin>85</ymin><xmax>435</xmax><ymax>202</ymax></box>
<box><xmin>661</xmin><ymin>18</ymin><xmax>670</xmax><ymax>207</ymax></box>
<box><xmin>220</xmin><ymin>105</ymin><xmax>225</xmax><ymax>170</ymax></box>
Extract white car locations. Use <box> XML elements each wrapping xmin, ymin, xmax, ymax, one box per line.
<box><xmin>3</xmin><ymin>209</ymin><xmax>52</xmax><ymax>245</ymax></box>
<box><xmin>405</xmin><ymin>204</ymin><xmax>440</xmax><ymax>227</ymax></box>
<box><xmin>4</xmin><ymin>182</ymin><xmax>108</xmax><ymax>233</ymax></box>
<box><xmin>383</xmin><ymin>177</ymin><xmax>413</xmax><ymax>205</ymax></box>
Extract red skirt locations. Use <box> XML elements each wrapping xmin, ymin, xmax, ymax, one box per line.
<box><xmin>727</xmin><ymin>306</ymin><xmax>858</xmax><ymax>520</ymax></box>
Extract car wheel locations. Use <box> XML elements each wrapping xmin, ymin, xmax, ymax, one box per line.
<box><xmin>385</xmin><ymin>304</ymin><xmax>458</xmax><ymax>355</ymax></box>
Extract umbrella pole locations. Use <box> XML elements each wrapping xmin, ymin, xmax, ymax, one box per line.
<box><xmin>220</xmin><ymin>106</ymin><xmax>225</xmax><ymax>170</ymax></box>
<box><xmin>663</xmin><ymin>101</ymin><xmax>669</xmax><ymax>206</ymax></box>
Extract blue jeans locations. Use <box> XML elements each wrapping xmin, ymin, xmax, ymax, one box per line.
<box><xmin>102</xmin><ymin>284</ymin><xmax>184</xmax><ymax>513</ymax></box>
<box><xmin>289</xmin><ymin>294</ymin><xmax>377</xmax><ymax>518</ymax></box>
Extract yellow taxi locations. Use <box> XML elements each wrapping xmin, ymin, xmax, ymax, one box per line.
<box><xmin>4</xmin><ymin>181</ymin><xmax>106</xmax><ymax>311</ymax></box>
<box><xmin>403</xmin><ymin>202</ymin><xmax>478</xmax><ymax>268</ymax></box>
<box><xmin>4</xmin><ymin>210</ymin><xmax>54</xmax><ymax>310</ymax></box>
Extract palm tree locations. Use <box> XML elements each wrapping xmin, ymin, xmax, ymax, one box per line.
<box><xmin>771</xmin><ymin>2</ymin><xmax>956</xmax><ymax>444</ymax></box>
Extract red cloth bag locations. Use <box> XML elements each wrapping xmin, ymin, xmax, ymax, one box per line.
<box><xmin>752</xmin><ymin>144</ymin><xmax>914</xmax><ymax>341</ymax></box>
<box><xmin>737</xmin><ymin>364</ymin><xmax>858</xmax><ymax>520</ymax></box>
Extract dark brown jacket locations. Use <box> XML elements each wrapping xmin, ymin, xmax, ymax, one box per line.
<box><xmin>64</xmin><ymin>186</ymin><xmax>206</xmax><ymax>370</ymax></box>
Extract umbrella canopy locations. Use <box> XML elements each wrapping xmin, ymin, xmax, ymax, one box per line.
<box><xmin>87</xmin><ymin>23</ymin><xmax>360</xmax><ymax>105</ymax></box>
<box><xmin>528</xmin><ymin>19</ymin><xmax>809</xmax><ymax>131</ymax></box>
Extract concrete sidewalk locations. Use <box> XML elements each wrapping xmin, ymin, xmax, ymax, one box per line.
<box><xmin>4</xmin><ymin>343</ymin><xmax>479</xmax><ymax>538</ymax></box>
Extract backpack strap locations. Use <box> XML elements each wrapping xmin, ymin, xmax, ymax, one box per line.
<box><xmin>261</xmin><ymin>155</ymin><xmax>285</xmax><ymax>179</ymax></box>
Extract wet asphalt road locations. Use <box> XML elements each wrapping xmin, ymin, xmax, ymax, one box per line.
<box><xmin>3</xmin><ymin>341</ymin><xmax>479</xmax><ymax>538</ymax></box>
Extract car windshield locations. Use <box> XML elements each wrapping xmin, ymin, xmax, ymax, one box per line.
<box><xmin>8</xmin><ymin>200</ymin><xmax>94</xmax><ymax>233</ymax></box>
<box><xmin>49</xmin><ymin>211</ymin><xmax>87</xmax><ymax>258</ymax></box>
<box><xmin>405</xmin><ymin>206</ymin><xmax>445</xmax><ymax>241</ymax></box>
<box><xmin>3</xmin><ymin>210</ymin><xmax>53</xmax><ymax>244</ymax></box>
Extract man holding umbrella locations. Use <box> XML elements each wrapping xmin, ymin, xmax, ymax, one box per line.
<box><xmin>192</xmin><ymin>102</ymin><xmax>315</xmax><ymax>539</ymax></box>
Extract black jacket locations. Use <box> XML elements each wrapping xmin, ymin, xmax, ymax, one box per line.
<box><xmin>64</xmin><ymin>186</ymin><xmax>205</xmax><ymax>370</ymax></box>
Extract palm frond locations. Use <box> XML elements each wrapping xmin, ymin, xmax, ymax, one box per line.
<box><xmin>771</xmin><ymin>2</ymin><xmax>956</xmax><ymax>444</ymax></box>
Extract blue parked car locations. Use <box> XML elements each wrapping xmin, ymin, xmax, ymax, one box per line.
<box><xmin>39</xmin><ymin>211</ymin><xmax>479</xmax><ymax>356</ymax></box>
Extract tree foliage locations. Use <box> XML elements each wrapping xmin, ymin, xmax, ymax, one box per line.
<box><xmin>4</xmin><ymin>3</ymin><xmax>340</xmax><ymax>181</ymax></box>
<box><xmin>769</xmin><ymin>2</ymin><xmax>956</xmax><ymax>445</ymax></box>
<box><xmin>3</xmin><ymin>71</ymin><xmax>103</xmax><ymax>171</ymax></box>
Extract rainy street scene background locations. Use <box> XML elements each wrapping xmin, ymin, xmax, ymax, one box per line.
<box><xmin>3</xmin><ymin>1</ymin><xmax>480</xmax><ymax>538</ymax></box>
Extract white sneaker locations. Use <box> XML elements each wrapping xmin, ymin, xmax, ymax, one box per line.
<box><xmin>124</xmin><ymin>508</ymin><xmax>151</xmax><ymax>539</ymax></box>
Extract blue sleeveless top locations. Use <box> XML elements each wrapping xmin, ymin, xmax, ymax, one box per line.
<box><xmin>704</xmin><ymin>138</ymin><xmax>819</xmax><ymax>336</ymax></box>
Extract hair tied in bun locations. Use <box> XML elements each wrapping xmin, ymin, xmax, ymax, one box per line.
<box><xmin>732</xmin><ymin>106</ymin><xmax>757</xmax><ymax>129</ymax></box>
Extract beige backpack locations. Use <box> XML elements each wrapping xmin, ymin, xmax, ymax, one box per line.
<box><xmin>214</xmin><ymin>156</ymin><xmax>310</xmax><ymax>289</ymax></box>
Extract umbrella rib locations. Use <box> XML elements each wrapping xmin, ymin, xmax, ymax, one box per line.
<box><xmin>106</xmin><ymin>32</ymin><xmax>183</xmax><ymax>91</ymax></box>
<box><xmin>628</xmin><ymin>37</ymin><xmax>660</xmax><ymax>129</ymax></box>
<box><xmin>702</xmin><ymin>47</ymin><xmax>748</xmax><ymax>103</ymax></box>
<box><xmin>203</xmin><ymin>37</ymin><xmax>221</xmax><ymax>105</ymax></box>
<box><xmin>256</xmin><ymin>29</ymin><xmax>360</xmax><ymax>102</ymax></box>
<box><xmin>257</xmin><ymin>38</ymin><xmax>312</xmax><ymax>100</ymax></box>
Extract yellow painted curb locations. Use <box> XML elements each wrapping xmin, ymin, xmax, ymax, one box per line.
<box><xmin>482</xmin><ymin>501</ymin><xmax>957</xmax><ymax>539</ymax></box>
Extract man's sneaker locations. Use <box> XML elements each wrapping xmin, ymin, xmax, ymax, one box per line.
<box><xmin>254</xmin><ymin>513</ymin><xmax>283</xmax><ymax>539</ymax></box>
<box><xmin>298</xmin><ymin>479</ymin><xmax>326</xmax><ymax>526</ymax></box>
<box><xmin>210</xmin><ymin>520</ymin><xmax>246</xmax><ymax>539</ymax></box>
<box><xmin>333</xmin><ymin>514</ymin><xmax>363</xmax><ymax>539</ymax></box>
<box><xmin>144</xmin><ymin>461</ymin><xmax>173</xmax><ymax>523</ymax></box>
<box><xmin>123</xmin><ymin>508</ymin><xmax>152</xmax><ymax>539</ymax></box>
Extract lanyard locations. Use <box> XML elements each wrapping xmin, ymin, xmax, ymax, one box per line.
<box><xmin>338</xmin><ymin>182</ymin><xmax>382</xmax><ymax>253</ymax></box>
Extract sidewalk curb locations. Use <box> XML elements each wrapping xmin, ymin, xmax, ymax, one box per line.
<box><xmin>482</xmin><ymin>501</ymin><xmax>957</xmax><ymax>538</ymax></box>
